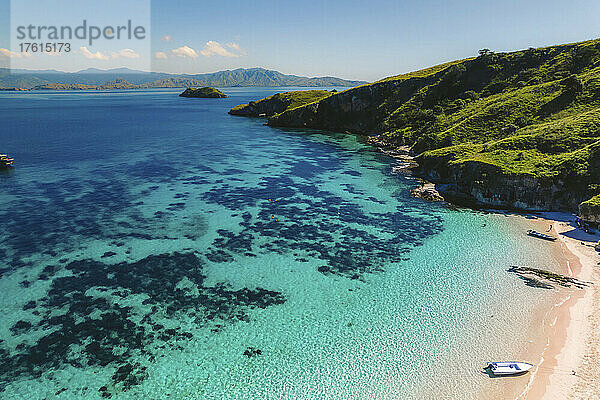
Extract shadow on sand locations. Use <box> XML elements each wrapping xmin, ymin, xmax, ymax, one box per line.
<box><xmin>559</xmin><ymin>226</ymin><xmax>599</xmax><ymax>243</ymax></box>
<box><xmin>513</xmin><ymin>211</ymin><xmax>599</xmax><ymax>244</ymax></box>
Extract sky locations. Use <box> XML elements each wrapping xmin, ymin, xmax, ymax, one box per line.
<box><xmin>0</xmin><ymin>0</ymin><xmax>599</xmax><ymax>81</ymax></box>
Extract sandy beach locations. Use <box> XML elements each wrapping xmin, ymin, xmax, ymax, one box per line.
<box><xmin>491</xmin><ymin>212</ymin><xmax>600</xmax><ymax>400</ymax></box>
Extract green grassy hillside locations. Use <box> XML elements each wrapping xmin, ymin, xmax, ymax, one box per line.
<box><xmin>579</xmin><ymin>193</ymin><xmax>600</xmax><ymax>224</ymax></box>
<box><xmin>268</xmin><ymin>39</ymin><xmax>600</xmax><ymax>211</ymax></box>
<box><xmin>583</xmin><ymin>194</ymin><xmax>600</xmax><ymax>207</ymax></box>
<box><xmin>229</xmin><ymin>90</ymin><xmax>333</xmax><ymax>117</ymax></box>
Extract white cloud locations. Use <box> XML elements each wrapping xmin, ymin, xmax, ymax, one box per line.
<box><xmin>171</xmin><ymin>46</ymin><xmax>199</xmax><ymax>59</ymax></box>
<box><xmin>200</xmin><ymin>41</ymin><xmax>239</xmax><ymax>58</ymax></box>
<box><xmin>79</xmin><ymin>46</ymin><xmax>109</xmax><ymax>60</ymax></box>
<box><xmin>161</xmin><ymin>35</ymin><xmax>172</xmax><ymax>42</ymax></box>
<box><xmin>0</xmin><ymin>48</ymin><xmax>32</xmax><ymax>58</ymax></box>
<box><xmin>111</xmin><ymin>49</ymin><xmax>140</xmax><ymax>59</ymax></box>
<box><xmin>154</xmin><ymin>51</ymin><xmax>168</xmax><ymax>60</ymax></box>
<box><xmin>43</xmin><ymin>51</ymin><xmax>61</xmax><ymax>57</ymax></box>
<box><xmin>226</xmin><ymin>42</ymin><xmax>246</xmax><ymax>56</ymax></box>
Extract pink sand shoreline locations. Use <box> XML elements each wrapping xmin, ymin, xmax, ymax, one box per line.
<box><xmin>497</xmin><ymin>212</ymin><xmax>599</xmax><ymax>400</ymax></box>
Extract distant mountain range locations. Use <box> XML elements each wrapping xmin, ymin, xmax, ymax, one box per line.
<box><xmin>0</xmin><ymin>67</ymin><xmax>367</xmax><ymax>90</ymax></box>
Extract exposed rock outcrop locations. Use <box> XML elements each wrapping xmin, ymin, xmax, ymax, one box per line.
<box><xmin>229</xmin><ymin>98</ymin><xmax>288</xmax><ymax>117</ymax></box>
<box><xmin>229</xmin><ymin>90</ymin><xmax>333</xmax><ymax>117</ymax></box>
<box><xmin>410</xmin><ymin>182</ymin><xmax>445</xmax><ymax>202</ymax></box>
<box><xmin>415</xmin><ymin>160</ymin><xmax>593</xmax><ymax>211</ymax></box>
<box><xmin>267</xmin><ymin>77</ymin><xmax>433</xmax><ymax>133</ymax></box>
<box><xmin>264</xmin><ymin>39</ymin><xmax>600</xmax><ymax>213</ymax></box>
<box><xmin>579</xmin><ymin>195</ymin><xmax>600</xmax><ymax>225</ymax></box>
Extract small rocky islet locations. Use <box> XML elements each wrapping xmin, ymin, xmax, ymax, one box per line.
<box><xmin>179</xmin><ymin>87</ymin><xmax>227</xmax><ymax>98</ymax></box>
<box><xmin>230</xmin><ymin>39</ymin><xmax>600</xmax><ymax>226</ymax></box>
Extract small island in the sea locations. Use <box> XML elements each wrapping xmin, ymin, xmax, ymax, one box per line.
<box><xmin>179</xmin><ymin>87</ymin><xmax>228</xmax><ymax>98</ymax></box>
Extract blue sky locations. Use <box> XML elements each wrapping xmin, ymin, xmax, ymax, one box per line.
<box><xmin>1</xmin><ymin>0</ymin><xmax>599</xmax><ymax>81</ymax></box>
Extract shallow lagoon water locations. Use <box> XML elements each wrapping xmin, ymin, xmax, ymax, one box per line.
<box><xmin>0</xmin><ymin>88</ymin><xmax>558</xmax><ymax>399</ymax></box>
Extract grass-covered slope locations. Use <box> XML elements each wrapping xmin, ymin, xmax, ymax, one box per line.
<box><xmin>268</xmin><ymin>39</ymin><xmax>600</xmax><ymax>212</ymax></box>
<box><xmin>579</xmin><ymin>194</ymin><xmax>600</xmax><ymax>224</ymax></box>
<box><xmin>583</xmin><ymin>194</ymin><xmax>600</xmax><ymax>207</ymax></box>
<box><xmin>229</xmin><ymin>90</ymin><xmax>334</xmax><ymax>117</ymax></box>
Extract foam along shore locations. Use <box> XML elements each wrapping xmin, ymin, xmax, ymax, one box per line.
<box><xmin>510</xmin><ymin>212</ymin><xmax>600</xmax><ymax>399</ymax></box>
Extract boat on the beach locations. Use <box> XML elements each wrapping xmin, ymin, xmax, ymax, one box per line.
<box><xmin>527</xmin><ymin>229</ymin><xmax>557</xmax><ymax>241</ymax></box>
<box><xmin>485</xmin><ymin>361</ymin><xmax>534</xmax><ymax>376</ymax></box>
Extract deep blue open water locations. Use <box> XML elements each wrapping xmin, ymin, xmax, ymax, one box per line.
<box><xmin>0</xmin><ymin>88</ymin><xmax>559</xmax><ymax>399</ymax></box>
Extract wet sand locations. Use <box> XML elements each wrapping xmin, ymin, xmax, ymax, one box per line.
<box><xmin>529</xmin><ymin>212</ymin><xmax>600</xmax><ymax>399</ymax></box>
<box><xmin>483</xmin><ymin>212</ymin><xmax>599</xmax><ymax>400</ymax></box>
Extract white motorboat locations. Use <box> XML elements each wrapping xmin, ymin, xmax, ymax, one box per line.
<box><xmin>527</xmin><ymin>229</ymin><xmax>557</xmax><ymax>241</ymax></box>
<box><xmin>485</xmin><ymin>361</ymin><xmax>533</xmax><ymax>376</ymax></box>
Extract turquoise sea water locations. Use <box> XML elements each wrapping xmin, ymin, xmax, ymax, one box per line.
<box><xmin>0</xmin><ymin>88</ymin><xmax>559</xmax><ymax>399</ymax></box>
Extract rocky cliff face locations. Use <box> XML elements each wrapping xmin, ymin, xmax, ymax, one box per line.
<box><xmin>268</xmin><ymin>81</ymin><xmax>596</xmax><ymax>212</ymax></box>
<box><xmin>579</xmin><ymin>196</ymin><xmax>600</xmax><ymax>225</ymax></box>
<box><xmin>268</xmin><ymin>77</ymin><xmax>434</xmax><ymax>134</ymax></box>
<box><xmin>262</xmin><ymin>39</ymin><xmax>600</xmax><ymax>213</ymax></box>
<box><xmin>416</xmin><ymin>160</ymin><xmax>592</xmax><ymax>211</ymax></box>
<box><xmin>268</xmin><ymin>81</ymin><xmax>598</xmax><ymax>212</ymax></box>
<box><xmin>229</xmin><ymin>98</ymin><xmax>289</xmax><ymax>117</ymax></box>
<box><xmin>230</xmin><ymin>90</ymin><xmax>334</xmax><ymax>118</ymax></box>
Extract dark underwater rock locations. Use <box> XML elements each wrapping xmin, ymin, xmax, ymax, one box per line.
<box><xmin>508</xmin><ymin>265</ymin><xmax>589</xmax><ymax>289</ymax></box>
<box><xmin>0</xmin><ymin>252</ymin><xmax>286</xmax><ymax>391</ymax></box>
<box><xmin>10</xmin><ymin>320</ymin><xmax>32</xmax><ymax>335</ymax></box>
<box><xmin>243</xmin><ymin>347</ymin><xmax>262</xmax><ymax>358</ymax></box>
